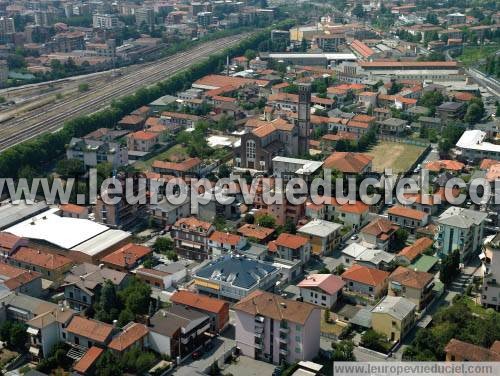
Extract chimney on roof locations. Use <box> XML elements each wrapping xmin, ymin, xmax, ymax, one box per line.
<box><xmin>279</xmin><ymin>302</ymin><xmax>286</xmax><ymax>308</ymax></box>
<box><xmin>113</xmin><ymin>319</ymin><xmax>118</xmax><ymax>327</ymax></box>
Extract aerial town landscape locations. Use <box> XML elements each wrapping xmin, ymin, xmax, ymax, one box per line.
<box><xmin>0</xmin><ymin>0</ymin><xmax>499</xmax><ymax>375</ymax></box>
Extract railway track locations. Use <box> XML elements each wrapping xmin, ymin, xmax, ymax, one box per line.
<box><xmin>0</xmin><ymin>34</ymin><xmax>248</xmax><ymax>151</ymax></box>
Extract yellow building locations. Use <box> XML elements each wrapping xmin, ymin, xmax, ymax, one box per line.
<box><xmin>297</xmin><ymin>219</ymin><xmax>342</xmax><ymax>256</ymax></box>
<box><xmin>371</xmin><ymin>296</ymin><xmax>416</xmax><ymax>342</ymax></box>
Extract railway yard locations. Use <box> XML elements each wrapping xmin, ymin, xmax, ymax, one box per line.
<box><xmin>0</xmin><ymin>33</ymin><xmax>248</xmax><ymax>151</ymax></box>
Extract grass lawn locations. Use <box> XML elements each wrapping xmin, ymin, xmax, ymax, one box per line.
<box><xmin>366</xmin><ymin>141</ymin><xmax>427</xmax><ymax>173</ymax></box>
<box><xmin>458</xmin><ymin>44</ymin><xmax>500</xmax><ymax>67</ymax></box>
<box><xmin>460</xmin><ymin>296</ymin><xmax>496</xmax><ymax>317</ymax></box>
<box><xmin>133</xmin><ymin>144</ymin><xmax>189</xmax><ymax>171</ymax></box>
<box><xmin>320</xmin><ymin>310</ymin><xmax>346</xmax><ymax>336</ymax></box>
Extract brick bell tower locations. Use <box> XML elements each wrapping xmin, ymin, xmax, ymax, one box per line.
<box><xmin>298</xmin><ymin>82</ymin><xmax>311</xmax><ymax>156</ymax></box>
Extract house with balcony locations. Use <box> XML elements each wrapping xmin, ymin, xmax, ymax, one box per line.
<box><xmin>436</xmin><ymin>207</ymin><xmax>487</xmax><ymax>262</ymax></box>
<box><xmin>271</xmin><ymin>233</ymin><xmax>311</xmax><ymax>268</ymax></box>
<box><xmin>388</xmin><ymin>266</ymin><xmax>434</xmax><ymax>310</ymax></box>
<box><xmin>66</xmin><ymin>316</ymin><xmax>114</xmax><ymax>349</ymax></box>
<box><xmin>63</xmin><ymin>263</ymin><xmax>128</xmax><ymax>311</ymax></box>
<box><xmin>208</xmin><ymin>231</ymin><xmax>247</xmax><ymax>258</ymax></box>
<box><xmin>480</xmin><ymin>232</ymin><xmax>500</xmax><ymax>310</ymax></box>
<box><xmin>66</xmin><ymin>137</ymin><xmax>128</xmax><ymax>169</ymax></box>
<box><xmin>297</xmin><ymin>274</ymin><xmax>344</xmax><ymax>309</ymax></box>
<box><xmin>233</xmin><ymin>290</ymin><xmax>320</xmax><ymax>365</ymax></box>
<box><xmin>341</xmin><ymin>264</ymin><xmax>389</xmax><ymax>298</ymax></box>
<box><xmin>26</xmin><ymin>306</ymin><xmax>76</xmax><ymax>359</ymax></box>
<box><xmin>360</xmin><ymin>217</ymin><xmax>400</xmax><ymax>251</ymax></box>
<box><xmin>388</xmin><ymin>206</ymin><xmax>429</xmax><ymax>234</ymax></box>
<box><xmin>171</xmin><ymin>217</ymin><xmax>215</xmax><ymax>260</ymax></box>
<box><xmin>297</xmin><ymin>219</ymin><xmax>342</xmax><ymax>256</ymax></box>
<box><xmin>147</xmin><ymin>304</ymin><xmax>211</xmax><ymax>359</ymax></box>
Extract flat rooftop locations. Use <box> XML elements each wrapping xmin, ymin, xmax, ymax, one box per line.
<box><xmin>0</xmin><ymin>201</ymin><xmax>49</xmax><ymax>230</ymax></box>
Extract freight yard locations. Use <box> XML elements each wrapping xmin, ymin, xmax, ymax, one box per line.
<box><xmin>0</xmin><ymin>34</ymin><xmax>247</xmax><ymax>151</ymax></box>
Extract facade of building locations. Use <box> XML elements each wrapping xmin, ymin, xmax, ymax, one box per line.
<box><xmin>171</xmin><ymin>217</ymin><xmax>215</xmax><ymax>260</ymax></box>
<box><xmin>233</xmin><ymin>290</ymin><xmax>320</xmax><ymax>365</ymax></box>
<box><xmin>66</xmin><ymin>137</ymin><xmax>128</xmax><ymax>168</ymax></box>
<box><xmin>480</xmin><ymin>233</ymin><xmax>500</xmax><ymax>310</ymax></box>
<box><xmin>297</xmin><ymin>219</ymin><xmax>342</xmax><ymax>256</ymax></box>
<box><xmin>297</xmin><ymin>274</ymin><xmax>344</xmax><ymax>308</ymax></box>
<box><xmin>371</xmin><ymin>296</ymin><xmax>416</xmax><ymax>342</ymax></box>
<box><xmin>388</xmin><ymin>266</ymin><xmax>434</xmax><ymax>310</ymax></box>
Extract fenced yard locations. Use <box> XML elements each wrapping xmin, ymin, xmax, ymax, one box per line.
<box><xmin>366</xmin><ymin>141</ymin><xmax>427</xmax><ymax>173</ymax></box>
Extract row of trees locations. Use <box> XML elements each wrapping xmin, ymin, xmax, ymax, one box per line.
<box><xmin>0</xmin><ymin>20</ymin><xmax>294</xmax><ymax>181</ymax></box>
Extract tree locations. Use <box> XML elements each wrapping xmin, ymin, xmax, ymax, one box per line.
<box><xmin>8</xmin><ymin>322</ymin><xmax>28</xmax><ymax>352</ymax></box>
<box><xmin>318</xmin><ymin>267</ymin><xmax>330</xmax><ymax>274</ymax></box>
<box><xmin>95</xmin><ymin>350</ymin><xmax>122</xmax><ymax>376</ymax></box>
<box><xmin>439</xmin><ymin>249</ymin><xmax>461</xmax><ymax>285</ymax></box>
<box><xmin>56</xmin><ymin>159</ymin><xmax>85</xmax><ymax>178</ymax></box>
<box><xmin>153</xmin><ymin>237</ymin><xmax>173</xmax><ymax>254</ymax></box>
<box><xmin>331</xmin><ymin>340</ymin><xmax>356</xmax><ymax>361</ymax></box>
<box><xmin>464</xmin><ymin>103</ymin><xmax>483</xmax><ymax>124</ymax></box>
<box><xmin>256</xmin><ymin>213</ymin><xmax>276</xmax><ymax>228</ymax></box>
<box><xmin>352</xmin><ymin>3</ymin><xmax>365</xmax><ymax>18</ymax></box>
<box><xmin>78</xmin><ymin>83</ymin><xmax>90</xmax><ymax>92</ymax></box>
<box><xmin>333</xmin><ymin>264</ymin><xmax>345</xmax><ymax>275</ymax></box>
<box><xmin>119</xmin><ymin>278</ymin><xmax>152</xmax><ymax>316</ymax></box>
<box><xmin>284</xmin><ymin>218</ymin><xmax>297</xmax><ymax>234</ymax></box>
<box><xmin>244</xmin><ymin>49</ymin><xmax>257</xmax><ymax>61</ymax></box>
<box><xmin>360</xmin><ymin>329</ymin><xmax>388</xmax><ymax>353</ymax></box>
<box><xmin>426</xmin><ymin>13</ymin><xmax>439</xmax><ymax>25</ymax></box>
<box><xmin>324</xmin><ymin>309</ymin><xmax>331</xmax><ymax>323</ymax></box>
<box><xmin>244</xmin><ymin>213</ymin><xmax>255</xmax><ymax>224</ymax></box>
<box><xmin>392</xmin><ymin>229</ymin><xmax>409</xmax><ymax>252</ymax></box>
<box><xmin>214</xmin><ymin>215</ymin><xmax>227</xmax><ymax>231</ymax></box>
<box><xmin>218</xmin><ymin>164</ymin><xmax>231</xmax><ymax>179</ymax></box>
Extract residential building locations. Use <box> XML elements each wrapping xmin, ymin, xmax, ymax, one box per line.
<box><xmin>93</xmin><ymin>14</ymin><xmax>118</xmax><ymax>29</ymax></box>
<box><xmin>171</xmin><ymin>217</ymin><xmax>215</xmax><ymax>260</ymax></box>
<box><xmin>396</xmin><ymin>237</ymin><xmax>434</xmax><ymax>265</ymax></box>
<box><xmin>336</xmin><ymin>201</ymin><xmax>369</xmax><ymax>229</ymax></box>
<box><xmin>379</xmin><ymin>118</ymin><xmax>408</xmax><ymax>135</ymax></box>
<box><xmin>208</xmin><ymin>231</ymin><xmax>247</xmax><ymax>258</ymax></box>
<box><xmin>152</xmin><ymin>158</ymin><xmax>202</xmax><ymax>178</ymax></box>
<box><xmin>388</xmin><ymin>266</ymin><xmax>434</xmax><ymax>310</ymax></box>
<box><xmin>136</xmin><ymin>8</ymin><xmax>155</xmax><ymax>30</ymax></box>
<box><xmin>66</xmin><ymin>137</ymin><xmax>128</xmax><ymax>169</ymax></box>
<box><xmin>26</xmin><ymin>306</ymin><xmax>76</xmax><ymax>359</ymax></box>
<box><xmin>297</xmin><ymin>274</ymin><xmax>344</xmax><ymax>309</ymax></box>
<box><xmin>126</xmin><ymin>130</ymin><xmax>159</xmax><ymax>152</ymax></box>
<box><xmin>59</xmin><ymin>204</ymin><xmax>88</xmax><ymax>219</ymax></box>
<box><xmin>233</xmin><ymin>290</ymin><xmax>320</xmax><ymax>365</ymax></box>
<box><xmin>63</xmin><ymin>263</ymin><xmax>128</xmax><ymax>311</ymax></box>
<box><xmin>444</xmin><ymin>339</ymin><xmax>500</xmax><ymax>361</ymax></box>
<box><xmin>108</xmin><ymin>322</ymin><xmax>149</xmax><ymax>354</ymax></box>
<box><xmin>271</xmin><ymin>157</ymin><xmax>323</xmax><ymax>183</ymax></box>
<box><xmin>272</xmin><ymin>233</ymin><xmax>311</xmax><ymax>266</ymax></box>
<box><xmin>341</xmin><ymin>264</ymin><xmax>389</xmax><ymax>298</ymax></box>
<box><xmin>66</xmin><ymin>316</ymin><xmax>114</xmax><ymax>348</ymax></box>
<box><xmin>360</xmin><ymin>217</ymin><xmax>400</xmax><ymax>251</ymax></box>
<box><xmin>388</xmin><ymin>206</ymin><xmax>429</xmax><ymax>233</ymax></box>
<box><xmin>0</xmin><ymin>262</ymin><xmax>42</xmax><ymax>297</ymax></box>
<box><xmin>73</xmin><ymin>347</ymin><xmax>104</xmax><ymax>375</ymax></box>
<box><xmin>0</xmin><ymin>232</ymin><xmax>27</xmax><ymax>257</ymax></box>
<box><xmin>436</xmin><ymin>207</ymin><xmax>487</xmax><ymax>261</ymax></box>
<box><xmin>323</xmin><ymin>152</ymin><xmax>373</xmax><ymax>175</ymax></box>
<box><xmin>170</xmin><ymin>290</ymin><xmax>229</xmax><ymax>333</ymax></box>
<box><xmin>194</xmin><ymin>255</ymin><xmax>280</xmax><ymax>301</ymax></box>
<box><xmin>8</xmin><ymin>246</ymin><xmax>73</xmax><ymax>283</ymax></box>
<box><xmin>148</xmin><ymin>304</ymin><xmax>211</xmax><ymax>358</ymax></box>
<box><xmin>436</xmin><ymin>102</ymin><xmax>466</xmax><ymax>122</ymax></box>
<box><xmin>297</xmin><ymin>219</ymin><xmax>342</xmax><ymax>256</ymax></box>
<box><xmin>480</xmin><ymin>232</ymin><xmax>500</xmax><ymax>310</ymax></box>
<box><xmin>371</xmin><ymin>296</ymin><xmax>416</xmax><ymax>342</ymax></box>
<box><xmin>0</xmin><ymin>292</ymin><xmax>57</xmax><ymax>322</ymax></box>
<box><xmin>100</xmin><ymin>243</ymin><xmax>152</xmax><ymax>272</ymax></box>
<box><xmin>237</xmin><ymin>224</ymin><xmax>275</xmax><ymax>244</ymax></box>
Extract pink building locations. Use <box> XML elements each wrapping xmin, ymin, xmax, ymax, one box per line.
<box><xmin>233</xmin><ymin>290</ymin><xmax>320</xmax><ymax>365</ymax></box>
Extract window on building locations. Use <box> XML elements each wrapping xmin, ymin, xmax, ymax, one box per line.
<box><xmin>246</xmin><ymin>140</ymin><xmax>256</xmax><ymax>159</ymax></box>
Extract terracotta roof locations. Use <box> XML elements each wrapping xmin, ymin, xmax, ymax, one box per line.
<box><xmin>59</xmin><ymin>204</ymin><xmax>87</xmax><ymax>215</ymax></box>
<box><xmin>388</xmin><ymin>206</ymin><xmax>427</xmax><ymax>221</ymax></box>
<box><xmin>323</xmin><ymin>152</ymin><xmax>373</xmax><ymax>173</ymax></box>
<box><xmin>297</xmin><ymin>274</ymin><xmax>345</xmax><ymax>295</ymax></box>
<box><xmin>152</xmin><ymin>157</ymin><xmax>201</xmax><ymax>172</ymax></box>
<box><xmin>424</xmin><ymin>160</ymin><xmax>465</xmax><ymax>172</ymax></box>
<box><xmin>389</xmin><ymin>266</ymin><xmax>433</xmax><ymax>289</ymax></box>
<box><xmin>209</xmin><ymin>231</ymin><xmax>242</xmax><ymax>246</ymax></box>
<box><xmin>171</xmin><ymin>290</ymin><xmax>228</xmax><ymax>314</ymax></box>
<box><xmin>174</xmin><ymin>216</ymin><xmax>213</xmax><ymax>232</ymax></box>
<box><xmin>119</xmin><ymin>114</ymin><xmax>144</xmax><ymax>125</ymax></box>
<box><xmin>351</xmin><ymin>114</ymin><xmax>376</xmax><ymax>123</ymax></box>
<box><xmin>268</xmin><ymin>92</ymin><xmax>299</xmax><ymax>103</ymax></box>
<box><xmin>73</xmin><ymin>346</ymin><xmax>104</xmax><ymax>374</ymax></box>
<box><xmin>233</xmin><ymin>290</ymin><xmax>317</xmax><ymax>325</ymax></box>
<box><xmin>361</xmin><ymin>217</ymin><xmax>399</xmax><ymax>239</ymax></box>
<box><xmin>341</xmin><ymin>264</ymin><xmax>389</xmax><ymax>287</ymax></box>
<box><xmin>161</xmin><ymin>111</ymin><xmax>200</xmax><ymax>121</ymax></box>
<box><xmin>11</xmin><ymin>247</ymin><xmax>72</xmax><ymax>270</ymax></box>
<box><xmin>237</xmin><ymin>224</ymin><xmax>275</xmax><ymax>240</ymax></box>
<box><xmin>0</xmin><ymin>262</ymin><xmax>41</xmax><ymax>290</ymax></box>
<box><xmin>128</xmin><ymin>130</ymin><xmax>158</xmax><ymax>141</ymax></box>
<box><xmin>445</xmin><ymin>339</ymin><xmax>500</xmax><ymax>361</ymax></box>
<box><xmin>275</xmin><ymin>233</ymin><xmax>308</xmax><ymax>249</ymax></box>
<box><xmin>0</xmin><ymin>232</ymin><xmax>22</xmax><ymax>251</ymax></box>
<box><xmin>397</xmin><ymin>237</ymin><xmax>433</xmax><ymax>262</ymax></box>
<box><xmin>100</xmin><ymin>243</ymin><xmax>152</xmax><ymax>268</ymax></box>
<box><xmin>66</xmin><ymin>316</ymin><xmax>113</xmax><ymax>343</ymax></box>
<box><xmin>108</xmin><ymin>322</ymin><xmax>148</xmax><ymax>352</ymax></box>
<box><xmin>322</xmin><ymin>132</ymin><xmax>357</xmax><ymax>142</ymax></box>
<box><xmin>480</xmin><ymin>159</ymin><xmax>499</xmax><ymax>170</ymax></box>
<box><xmin>351</xmin><ymin>39</ymin><xmax>375</xmax><ymax>58</ymax></box>
<box><xmin>338</xmin><ymin>201</ymin><xmax>369</xmax><ymax>215</ymax></box>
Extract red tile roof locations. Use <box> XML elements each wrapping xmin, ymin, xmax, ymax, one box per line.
<box><xmin>128</xmin><ymin>130</ymin><xmax>158</xmax><ymax>141</ymax></box>
<box><xmin>152</xmin><ymin>157</ymin><xmax>201</xmax><ymax>172</ymax></box>
<box><xmin>67</xmin><ymin>316</ymin><xmax>113</xmax><ymax>343</ymax></box>
<box><xmin>108</xmin><ymin>322</ymin><xmax>148</xmax><ymax>352</ymax></box>
<box><xmin>397</xmin><ymin>237</ymin><xmax>434</xmax><ymax>262</ymax></box>
<box><xmin>360</xmin><ymin>61</ymin><xmax>457</xmax><ymax>68</ymax></box>
<box><xmin>275</xmin><ymin>233</ymin><xmax>308</xmax><ymax>249</ymax></box>
<box><xmin>297</xmin><ymin>274</ymin><xmax>345</xmax><ymax>295</ymax></box>
<box><xmin>338</xmin><ymin>201</ymin><xmax>369</xmax><ymax>215</ymax></box>
<box><xmin>73</xmin><ymin>346</ymin><xmax>104</xmax><ymax>374</ymax></box>
<box><xmin>388</xmin><ymin>206</ymin><xmax>427</xmax><ymax>221</ymax></box>
<box><xmin>424</xmin><ymin>160</ymin><xmax>465</xmax><ymax>172</ymax></box>
<box><xmin>361</xmin><ymin>217</ymin><xmax>399</xmax><ymax>239</ymax></box>
<box><xmin>341</xmin><ymin>264</ymin><xmax>389</xmax><ymax>287</ymax></box>
<box><xmin>389</xmin><ymin>266</ymin><xmax>433</xmax><ymax>289</ymax></box>
<box><xmin>0</xmin><ymin>262</ymin><xmax>41</xmax><ymax>290</ymax></box>
<box><xmin>101</xmin><ymin>243</ymin><xmax>151</xmax><ymax>268</ymax></box>
<box><xmin>59</xmin><ymin>204</ymin><xmax>87</xmax><ymax>215</ymax></box>
<box><xmin>194</xmin><ymin>74</ymin><xmax>269</xmax><ymax>89</ymax></box>
<box><xmin>323</xmin><ymin>152</ymin><xmax>373</xmax><ymax>173</ymax></box>
<box><xmin>237</xmin><ymin>224</ymin><xmax>275</xmax><ymax>240</ymax></box>
<box><xmin>209</xmin><ymin>231</ymin><xmax>242</xmax><ymax>246</ymax></box>
<box><xmin>445</xmin><ymin>339</ymin><xmax>500</xmax><ymax>361</ymax></box>
<box><xmin>171</xmin><ymin>290</ymin><xmax>228</xmax><ymax>314</ymax></box>
<box><xmin>174</xmin><ymin>216</ymin><xmax>213</xmax><ymax>232</ymax></box>
<box><xmin>0</xmin><ymin>232</ymin><xmax>22</xmax><ymax>251</ymax></box>
<box><xmin>11</xmin><ymin>247</ymin><xmax>72</xmax><ymax>270</ymax></box>
<box><xmin>351</xmin><ymin>40</ymin><xmax>375</xmax><ymax>58</ymax></box>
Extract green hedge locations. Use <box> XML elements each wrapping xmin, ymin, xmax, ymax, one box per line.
<box><xmin>0</xmin><ymin>20</ymin><xmax>294</xmax><ymax>179</ymax></box>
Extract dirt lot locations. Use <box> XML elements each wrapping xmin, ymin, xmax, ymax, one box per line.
<box><xmin>366</xmin><ymin>141</ymin><xmax>426</xmax><ymax>173</ymax></box>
